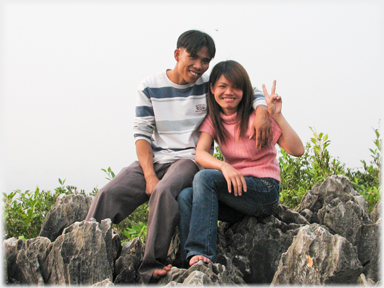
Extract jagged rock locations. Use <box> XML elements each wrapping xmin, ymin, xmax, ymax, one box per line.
<box><xmin>271</xmin><ymin>223</ymin><xmax>363</xmax><ymax>285</ymax></box>
<box><xmin>158</xmin><ymin>260</ymin><xmax>245</xmax><ymax>285</ymax></box>
<box><xmin>317</xmin><ymin>199</ymin><xmax>367</xmax><ymax>245</ymax></box>
<box><xmin>298</xmin><ymin>175</ymin><xmax>370</xmax><ymax>222</ymax></box>
<box><xmin>274</xmin><ymin>204</ymin><xmax>310</xmax><ymax>225</ymax></box>
<box><xmin>39</xmin><ymin>193</ymin><xmax>92</xmax><ymax>242</ymax></box>
<box><xmin>15</xmin><ymin>237</ymin><xmax>51</xmax><ymax>285</ymax></box>
<box><xmin>4</xmin><ymin>237</ymin><xmax>28</xmax><ymax>284</ymax></box>
<box><xmin>357</xmin><ymin>273</ymin><xmax>376</xmax><ymax>286</ymax></box>
<box><xmin>45</xmin><ymin>219</ymin><xmax>115</xmax><ymax>285</ymax></box>
<box><xmin>3</xmin><ymin>176</ymin><xmax>380</xmax><ymax>285</ymax></box>
<box><xmin>216</xmin><ymin>212</ymin><xmax>303</xmax><ymax>284</ymax></box>
<box><xmin>166</xmin><ymin>226</ymin><xmax>182</xmax><ymax>267</ymax></box>
<box><xmin>371</xmin><ymin>200</ymin><xmax>381</xmax><ymax>223</ymax></box>
<box><xmin>92</xmin><ymin>279</ymin><xmax>115</xmax><ymax>286</ymax></box>
<box><xmin>356</xmin><ymin>223</ymin><xmax>380</xmax><ymax>282</ymax></box>
<box><xmin>114</xmin><ymin>238</ymin><xmax>144</xmax><ymax>284</ymax></box>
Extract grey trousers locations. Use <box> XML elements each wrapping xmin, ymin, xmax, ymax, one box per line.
<box><xmin>85</xmin><ymin>159</ymin><xmax>199</xmax><ymax>283</ymax></box>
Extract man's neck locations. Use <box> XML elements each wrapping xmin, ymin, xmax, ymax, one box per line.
<box><xmin>166</xmin><ymin>69</ymin><xmax>187</xmax><ymax>85</ymax></box>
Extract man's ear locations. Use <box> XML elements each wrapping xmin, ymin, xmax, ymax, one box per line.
<box><xmin>174</xmin><ymin>48</ymin><xmax>180</xmax><ymax>61</ymax></box>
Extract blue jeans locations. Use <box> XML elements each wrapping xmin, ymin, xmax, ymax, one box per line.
<box><xmin>177</xmin><ymin>169</ymin><xmax>280</xmax><ymax>264</ymax></box>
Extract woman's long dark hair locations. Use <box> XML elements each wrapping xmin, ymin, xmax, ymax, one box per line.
<box><xmin>207</xmin><ymin>60</ymin><xmax>254</xmax><ymax>144</ymax></box>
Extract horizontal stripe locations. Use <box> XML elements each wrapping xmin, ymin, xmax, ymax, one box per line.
<box><xmin>136</xmin><ymin>106</ymin><xmax>154</xmax><ymax>117</ymax></box>
<box><xmin>134</xmin><ymin>133</ymin><xmax>152</xmax><ymax>140</ymax></box>
<box><xmin>156</xmin><ymin>118</ymin><xmax>205</xmax><ymax>133</ymax></box>
<box><xmin>142</xmin><ymin>82</ymin><xmax>208</xmax><ymax>99</ymax></box>
<box><xmin>151</xmin><ymin>143</ymin><xmax>195</xmax><ymax>152</ymax></box>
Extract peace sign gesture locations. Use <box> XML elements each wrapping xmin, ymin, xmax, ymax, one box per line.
<box><xmin>262</xmin><ymin>80</ymin><xmax>282</xmax><ymax>116</ymax></box>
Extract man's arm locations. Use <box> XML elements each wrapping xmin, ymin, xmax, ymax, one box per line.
<box><xmin>133</xmin><ymin>79</ymin><xmax>158</xmax><ymax>196</ymax></box>
<box><xmin>249</xmin><ymin>87</ymin><xmax>272</xmax><ymax>148</ymax></box>
<box><xmin>136</xmin><ymin>139</ymin><xmax>159</xmax><ymax>196</ymax></box>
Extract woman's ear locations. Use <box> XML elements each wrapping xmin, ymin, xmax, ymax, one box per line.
<box><xmin>210</xmin><ymin>83</ymin><xmax>214</xmax><ymax>95</ymax></box>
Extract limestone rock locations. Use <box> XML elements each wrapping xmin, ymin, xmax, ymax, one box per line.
<box><xmin>39</xmin><ymin>193</ymin><xmax>92</xmax><ymax>242</ymax></box>
<box><xmin>271</xmin><ymin>223</ymin><xmax>363</xmax><ymax>285</ymax></box>
<box><xmin>158</xmin><ymin>260</ymin><xmax>245</xmax><ymax>285</ymax></box>
<box><xmin>15</xmin><ymin>237</ymin><xmax>51</xmax><ymax>285</ymax></box>
<box><xmin>371</xmin><ymin>200</ymin><xmax>381</xmax><ymax>223</ymax></box>
<box><xmin>114</xmin><ymin>237</ymin><xmax>144</xmax><ymax>284</ymax></box>
<box><xmin>3</xmin><ymin>175</ymin><xmax>380</xmax><ymax>285</ymax></box>
<box><xmin>44</xmin><ymin>219</ymin><xmax>115</xmax><ymax>285</ymax></box>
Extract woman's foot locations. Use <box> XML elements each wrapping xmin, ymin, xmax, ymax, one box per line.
<box><xmin>152</xmin><ymin>264</ymin><xmax>172</xmax><ymax>280</ymax></box>
<box><xmin>189</xmin><ymin>255</ymin><xmax>212</xmax><ymax>266</ymax></box>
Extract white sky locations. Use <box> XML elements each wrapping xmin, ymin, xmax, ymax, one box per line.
<box><xmin>1</xmin><ymin>0</ymin><xmax>383</xmax><ymax>194</ymax></box>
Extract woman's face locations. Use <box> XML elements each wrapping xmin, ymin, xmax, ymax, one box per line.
<box><xmin>210</xmin><ymin>75</ymin><xmax>243</xmax><ymax>116</ymax></box>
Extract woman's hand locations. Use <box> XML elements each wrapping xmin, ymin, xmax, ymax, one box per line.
<box><xmin>262</xmin><ymin>80</ymin><xmax>282</xmax><ymax>117</ymax></box>
<box><xmin>221</xmin><ymin>162</ymin><xmax>247</xmax><ymax>196</ymax></box>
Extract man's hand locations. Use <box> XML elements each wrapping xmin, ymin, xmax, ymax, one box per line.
<box><xmin>249</xmin><ymin>105</ymin><xmax>272</xmax><ymax>148</ymax></box>
<box><xmin>144</xmin><ymin>173</ymin><xmax>160</xmax><ymax>196</ymax></box>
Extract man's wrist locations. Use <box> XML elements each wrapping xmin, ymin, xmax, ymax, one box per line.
<box><xmin>144</xmin><ymin>172</ymin><xmax>157</xmax><ymax>180</ymax></box>
<box><xmin>255</xmin><ymin>105</ymin><xmax>269</xmax><ymax>117</ymax></box>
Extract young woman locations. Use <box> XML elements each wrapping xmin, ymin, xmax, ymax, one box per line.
<box><xmin>178</xmin><ymin>60</ymin><xmax>304</xmax><ymax>266</ymax></box>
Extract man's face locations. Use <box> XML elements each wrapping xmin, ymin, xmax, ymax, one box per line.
<box><xmin>174</xmin><ymin>46</ymin><xmax>211</xmax><ymax>85</ymax></box>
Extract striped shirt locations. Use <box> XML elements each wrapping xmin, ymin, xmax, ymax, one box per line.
<box><xmin>199</xmin><ymin>112</ymin><xmax>282</xmax><ymax>182</ymax></box>
<box><xmin>133</xmin><ymin>70</ymin><xmax>266</xmax><ymax>164</ymax></box>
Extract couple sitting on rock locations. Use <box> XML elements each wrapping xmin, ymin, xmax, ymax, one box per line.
<box><xmin>84</xmin><ymin>30</ymin><xmax>304</xmax><ymax>284</ymax></box>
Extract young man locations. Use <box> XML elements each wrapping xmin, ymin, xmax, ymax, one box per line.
<box><xmin>85</xmin><ymin>30</ymin><xmax>271</xmax><ymax>283</ymax></box>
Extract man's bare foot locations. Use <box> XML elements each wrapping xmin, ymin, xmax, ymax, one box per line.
<box><xmin>189</xmin><ymin>255</ymin><xmax>212</xmax><ymax>266</ymax></box>
<box><xmin>152</xmin><ymin>264</ymin><xmax>172</xmax><ymax>279</ymax></box>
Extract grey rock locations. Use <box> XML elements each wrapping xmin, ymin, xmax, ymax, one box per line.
<box><xmin>371</xmin><ymin>200</ymin><xmax>381</xmax><ymax>223</ymax></box>
<box><xmin>92</xmin><ymin>279</ymin><xmax>115</xmax><ymax>286</ymax></box>
<box><xmin>39</xmin><ymin>194</ymin><xmax>92</xmax><ymax>242</ymax></box>
<box><xmin>4</xmin><ymin>237</ymin><xmax>27</xmax><ymax>284</ymax></box>
<box><xmin>158</xmin><ymin>260</ymin><xmax>245</xmax><ymax>285</ymax></box>
<box><xmin>317</xmin><ymin>199</ymin><xmax>366</xmax><ymax>245</ymax></box>
<box><xmin>44</xmin><ymin>219</ymin><xmax>114</xmax><ymax>285</ymax></box>
<box><xmin>4</xmin><ymin>175</ymin><xmax>380</xmax><ymax>286</ymax></box>
<box><xmin>297</xmin><ymin>175</ymin><xmax>370</xmax><ymax>222</ymax></box>
<box><xmin>271</xmin><ymin>223</ymin><xmax>363</xmax><ymax>285</ymax></box>
<box><xmin>15</xmin><ymin>237</ymin><xmax>51</xmax><ymax>285</ymax></box>
<box><xmin>114</xmin><ymin>237</ymin><xmax>144</xmax><ymax>284</ymax></box>
<box><xmin>356</xmin><ymin>222</ymin><xmax>380</xmax><ymax>282</ymax></box>
<box><xmin>216</xmin><ymin>213</ymin><xmax>301</xmax><ymax>284</ymax></box>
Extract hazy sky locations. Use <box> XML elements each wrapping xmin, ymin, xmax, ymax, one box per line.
<box><xmin>1</xmin><ymin>0</ymin><xmax>383</xmax><ymax>194</ymax></box>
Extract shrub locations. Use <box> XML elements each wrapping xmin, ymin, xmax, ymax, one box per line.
<box><xmin>2</xmin><ymin>125</ymin><xmax>381</xmax><ymax>241</ymax></box>
<box><xmin>2</xmin><ymin>179</ymin><xmax>92</xmax><ymax>239</ymax></box>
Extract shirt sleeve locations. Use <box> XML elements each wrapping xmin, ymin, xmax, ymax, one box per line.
<box><xmin>199</xmin><ymin>115</ymin><xmax>216</xmax><ymax>139</ymax></box>
<box><xmin>133</xmin><ymin>79</ymin><xmax>155</xmax><ymax>144</ymax></box>
<box><xmin>252</xmin><ymin>86</ymin><xmax>267</xmax><ymax>110</ymax></box>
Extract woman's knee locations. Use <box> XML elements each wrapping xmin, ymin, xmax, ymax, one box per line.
<box><xmin>193</xmin><ymin>169</ymin><xmax>220</xmax><ymax>188</ymax></box>
<box><xmin>178</xmin><ymin>187</ymin><xmax>193</xmax><ymax>204</ymax></box>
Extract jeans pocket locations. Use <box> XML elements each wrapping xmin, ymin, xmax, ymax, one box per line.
<box><xmin>251</xmin><ymin>178</ymin><xmax>280</xmax><ymax>218</ymax></box>
<box><xmin>254</xmin><ymin>200</ymin><xmax>279</xmax><ymax>218</ymax></box>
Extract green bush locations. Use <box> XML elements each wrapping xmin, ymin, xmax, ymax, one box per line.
<box><xmin>2</xmin><ymin>125</ymin><xmax>381</xmax><ymax>242</ymax></box>
<box><xmin>2</xmin><ymin>179</ymin><xmax>93</xmax><ymax>240</ymax></box>
<box><xmin>279</xmin><ymin>127</ymin><xmax>347</xmax><ymax>209</ymax></box>
<box><xmin>279</xmin><ymin>126</ymin><xmax>381</xmax><ymax>211</ymax></box>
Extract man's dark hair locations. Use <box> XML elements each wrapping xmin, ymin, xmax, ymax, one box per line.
<box><xmin>177</xmin><ymin>30</ymin><xmax>216</xmax><ymax>59</ymax></box>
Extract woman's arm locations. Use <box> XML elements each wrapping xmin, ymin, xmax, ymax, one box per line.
<box><xmin>272</xmin><ymin>113</ymin><xmax>304</xmax><ymax>157</ymax></box>
<box><xmin>195</xmin><ymin>132</ymin><xmax>247</xmax><ymax>196</ymax></box>
<box><xmin>262</xmin><ymin>81</ymin><xmax>304</xmax><ymax>157</ymax></box>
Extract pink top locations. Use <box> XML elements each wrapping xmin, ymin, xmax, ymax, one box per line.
<box><xmin>199</xmin><ymin>111</ymin><xmax>282</xmax><ymax>182</ymax></box>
